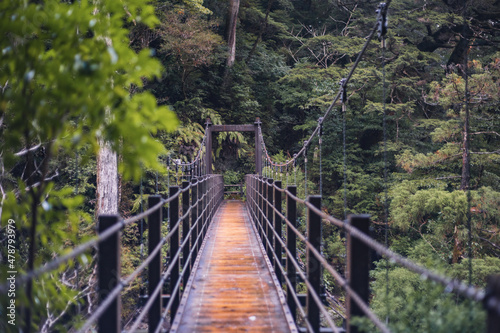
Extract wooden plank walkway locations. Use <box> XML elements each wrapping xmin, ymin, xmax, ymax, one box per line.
<box><xmin>171</xmin><ymin>200</ymin><xmax>297</xmax><ymax>333</ymax></box>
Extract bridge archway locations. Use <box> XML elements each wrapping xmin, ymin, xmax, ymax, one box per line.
<box><xmin>204</xmin><ymin>117</ymin><xmax>262</xmax><ymax>175</ymax></box>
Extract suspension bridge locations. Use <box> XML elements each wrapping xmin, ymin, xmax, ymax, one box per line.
<box><xmin>4</xmin><ymin>115</ymin><xmax>499</xmax><ymax>333</ymax></box>
<box><xmin>2</xmin><ymin>1</ymin><xmax>500</xmax><ymax>332</ymax></box>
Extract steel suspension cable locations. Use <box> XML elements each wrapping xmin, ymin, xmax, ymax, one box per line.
<box><xmin>377</xmin><ymin>1</ymin><xmax>391</xmax><ymax>323</ymax></box>
<box><xmin>304</xmin><ymin>143</ymin><xmax>308</xmax><ymax>198</ymax></box>
<box><xmin>258</xmin><ymin>0</ymin><xmax>393</xmax><ymax>171</ymax></box>
<box><xmin>462</xmin><ymin>0</ymin><xmax>473</xmax><ymax>288</ymax></box>
<box><xmin>318</xmin><ymin>118</ymin><xmax>323</xmax><ymax>199</ymax></box>
<box><xmin>340</xmin><ymin>78</ymin><xmax>348</xmax><ymax>221</ymax></box>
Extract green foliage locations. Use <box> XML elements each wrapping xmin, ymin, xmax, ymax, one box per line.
<box><xmin>363</xmin><ymin>261</ymin><xmax>487</xmax><ymax>333</ymax></box>
<box><xmin>0</xmin><ymin>0</ymin><xmax>177</xmax><ymax>330</ymax></box>
<box><xmin>2</xmin><ymin>0</ymin><xmax>499</xmax><ymax>329</ymax></box>
<box><xmin>390</xmin><ymin>181</ymin><xmax>467</xmax><ymax>231</ymax></box>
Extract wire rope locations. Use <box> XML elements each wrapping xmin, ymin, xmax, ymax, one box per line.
<box><xmin>375</xmin><ymin>2</ymin><xmax>391</xmax><ymax>324</ymax></box>
<box><xmin>259</xmin><ymin>0</ymin><xmax>393</xmax><ymax>171</ymax></box>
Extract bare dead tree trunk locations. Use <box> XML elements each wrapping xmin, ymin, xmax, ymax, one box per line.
<box><xmin>96</xmin><ymin>139</ymin><xmax>119</xmax><ymax>215</ymax></box>
<box><xmin>226</xmin><ymin>0</ymin><xmax>240</xmax><ymax>67</ymax></box>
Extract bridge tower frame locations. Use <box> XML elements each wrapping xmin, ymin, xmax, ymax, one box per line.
<box><xmin>205</xmin><ymin>117</ymin><xmax>262</xmax><ymax>175</ymax></box>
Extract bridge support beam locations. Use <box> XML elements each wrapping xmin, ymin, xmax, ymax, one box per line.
<box><xmin>182</xmin><ymin>181</ymin><xmax>191</xmax><ymax>284</ymax></box>
<box><xmin>487</xmin><ymin>275</ymin><xmax>500</xmax><ymax>333</ymax></box>
<box><xmin>148</xmin><ymin>196</ymin><xmax>163</xmax><ymax>333</ymax></box>
<box><xmin>306</xmin><ymin>195</ymin><xmax>322</xmax><ymax>333</ymax></box>
<box><xmin>266</xmin><ymin>178</ymin><xmax>274</xmax><ymax>261</ymax></box>
<box><xmin>169</xmin><ymin>187</ymin><xmax>180</xmax><ymax>324</ymax></box>
<box><xmin>274</xmin><ymin>180</ymin><xmax>282</xmax><ymax>285</ymax></box>
<box><xmin>346</xmin><ymin>215</ymin><xmax>370</xmax><ymax>333</ymax></box>
<box><xmin>98</xmin><ymin>215</ymin><xmax>121</xmax><ymax>333</ymax></box>
<box><xmin>191</xmin><ymin>177</ymin><xmax>199</xmax><ymax>269</ymax></box>
<box><xmin>205</xmin><ymin>119</ymin><xmax>212</xmax><ymax>175</ymax></box>
<box><xmin>204</xmin><ymin>117</ymin><xmax>263</xmax><ymax>176</ymax></box>
<box><xmin>286</xmin><ymin>186</ymin><xmax>297</xmax><ymax>321</ymax></box>
<box><xmin>258</xmin><ymin>177</ymin><xmax>264</xmax><ymax>242</ymax></box>
<box><xmin>255</xmin><ymin>117</ymin><xmax>262</xmax><ymax>175</ymax></box>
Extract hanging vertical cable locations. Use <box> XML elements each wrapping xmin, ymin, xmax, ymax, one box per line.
<box><xmin>155</xmin><ymin>171</ymin><xmax>159</xmax><ymax>194</ymax></box>
<box><xmin>285</xmin><ymin>163</ymin><xmax>289</xmax><ymax>188</ymax></box>
<box><xmin>74</xmin><ymin>151</ymin><xmax>80</xmax><ymax>310</ymax></box>
<box><xmin>304</xmin><ymin>142</ymin><xmax>308</xmax><ymax>198</ymax></box>
<box><xmin>140</xmin><ymin>175</ymin><xmax>144</xmax><ymax>260</ymax></box>
<box><xmin>167</xmin><ymin>156</ymin><xmax>171</xmax><ymax>189</ymax></box>
<box><xmin>377</xmin><ymin>1</ymin><xmax>390</xmax><ymax>324</ymax></box>
<box><xmin>318</xmin><ymin>117</ymin><xmax>324</xmax><ymax>201</ymax></box>
<box><xmin>340</xmin><ymin>78</ymin><xmax>348</xmax><ymax>221</ymax></box>
<box><xmin>462</xmin><ymin>0</ymin><xmax>473</xmax><ymax>288</ymax></box>
<box><xmin>293</xmin><ymin>154</ymin><xmax>297</xmax><ymax>185</ymax></box>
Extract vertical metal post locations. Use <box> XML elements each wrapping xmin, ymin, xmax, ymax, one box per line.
<box><xmin>252</xmin><ymin>176</ymin><xmax>256</xmax><ymax>221</ymax></box>
<box><xmin>307</xmin><ymin>195</ymin><xmax>322</xmax><ymax>333</ymax></box>
<box><xmin>274</xmin><ymin>180</ymin><xmax>282</xmax><ymax>284</ymax></box>
<box><xmin>346</xmin><ymin>215</ymin><xmax>370</xmax><ymax>333</ymax></box>
<box><xmin>182</xmin><ymin>181</ymin><xmax>191</xmax><ymax>281</ymax></box>
<box><xmin>169</xmin><ymin>187</ymin><xmax>180</xmax><ymax>323</ymax></box>
<box><xmin>191</xmin><ymin>177</ymin><xmax>198</xmax><ymax>269</ymax></box>
<box><xmin>205</xmin><ymin>119</ymin><xmax>212</xmax><ymax>175</ymax></box>
<box><xmin>197</xmin><ymin>177</ymin><xmax>203</xmax><ymax>251</ymax></box>
<box><xmin>487</xmin><ymin>275</ymin><xmax>500</xmax><ymax>333</ymax></box>
<box><xmin>266</xmin><ymin>178</ymin><xmax>274</xmax><ymax>261</ymax></box>
<box><xmin>286</xmin><ymin>186</ymin><xmax>297</xmax><ymax>321</ymax></box>
<box><xmin>201</xmin><ymin>177</ymin><xmax>207</xmax><ymax>238</ymax></box>
<box><xmin>261</xmin><ymin>177</ymin><xmax>268</xmax><ymax>243</ymax></box>
<box><xmin>147</xmin><ymin>196</ymin><xmax>162</xmax><ymax>333</ymax></box>
<box><xmin>98</xmin><ymin>215</ymin><xmax>121</xmax><ymax>333</ymax></box>
<box><xmin>255</xmin><ymin>117</ymin><xmax>262</xmax><ymax>175</ymax></box>
<box><xmin>211</xmin><ymin>177</ymin><xmax>215</xmax><ymax>220</ymax></box>
<box><xmin>257</xmin><ymin>177</ymin><xmax>263</xmax><ymax>239</ymax></box>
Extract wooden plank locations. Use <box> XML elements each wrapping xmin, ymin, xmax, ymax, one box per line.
<box><xmin>171</xmin><ymin>200</ymin><xmax>297</xmax><ymax>333</ymax></box>
<box><xmin>211</xmin><ymin>124</ymin><xmax>255</xmax><ymax>132</ymax></box>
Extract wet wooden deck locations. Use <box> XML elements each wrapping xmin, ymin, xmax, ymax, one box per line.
<box><xmin>171</xmin><ymin>200</ymin><xmax>296</xmax><ymax>333</ymax></box>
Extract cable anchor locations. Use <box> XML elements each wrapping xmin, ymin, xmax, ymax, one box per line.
<box><xmin>339</xmin><ymin>78</ymin><xmax>347</xmax><ymax>112</ymax></box>
<box><xmin>376</xmin><ymin>3</ymin><xmax>388</xmax><ymax>46</ymax></box>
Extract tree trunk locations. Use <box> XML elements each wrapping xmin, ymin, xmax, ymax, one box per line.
<box><xmin>96</xmin><ymin>139</ymin><xmax>119</xmax><ymax>215</ymax></box>
<box><xmin>226</xmin><ymin>0</ymin><xmax>240</xmax><ymax>67</ymax></box>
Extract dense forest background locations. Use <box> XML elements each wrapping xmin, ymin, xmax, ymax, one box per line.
<box><xmin>1</xmin><ymin>0</ymin><xmax>499</xmax><ymax>332</ymax></box>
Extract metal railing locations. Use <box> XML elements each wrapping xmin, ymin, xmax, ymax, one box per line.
<box><xmin>1</xmin><ymin>174</ymin><xmax>224</xmax><ymax>333</ymax></box>
<box><xmin>93</xmin><ymin>174</ymin><xmax>224</xmax><ymax>333</ymax></box>
<box><xmin>245</xmin><ymin>174</ymin><xmax>500</xmax><ymax>333</ymax></box>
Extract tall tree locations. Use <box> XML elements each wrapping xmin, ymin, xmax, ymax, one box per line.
<box><xmin>226</xmin><ymin>0</ymin><xmax>240</xmax><ymax>67</ymax></box>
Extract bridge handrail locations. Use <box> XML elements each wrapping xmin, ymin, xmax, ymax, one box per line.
<box><xmin>246</xmin><ymin>174</ymin><xmax>497</xmax><ymax>333</ymax></box>
<box><xmin>2</xmin><ymin>173</ymin><xmax>223</xmax><ymax>333</ymax></box>
<box><xmin>91</xmin><ymin>174</ymin><xmax>223</xmax><ymax>333</ymax></box>
<box><xmin>247</xmin><ymin>183</ymin><xmax>343</xmax><ymax>333</ymax></box>
<box><xmin>0</xmin><ymin>185</ymin><xmax>186</xmax><ymax>294</ymax></box>
<box><xmin>265</xmin><ymin>174</ymin><xmax>487</xmax><ymax>301</ymax></box>
<box><xmin>127</xmin><ymin>180</ymin><xmax>222</xmax><ymax>332</ymax></box>
<box><xmin>262</xmin><ymin>178</ymin><xmax>388</xmax><ymax>332</ymax></box>
<box><xmin>246</xmin><ymin>175</ymin><xmax>389</xmax><ymax>333</ymax></box>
